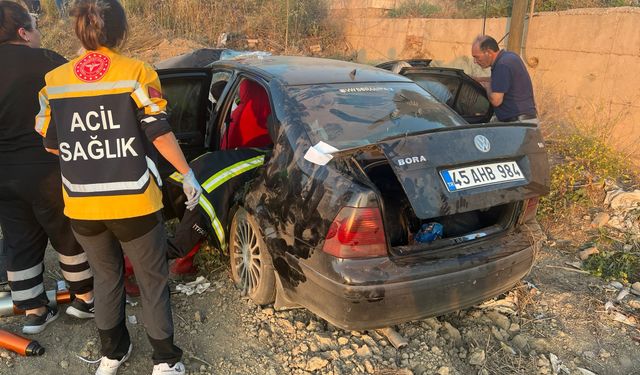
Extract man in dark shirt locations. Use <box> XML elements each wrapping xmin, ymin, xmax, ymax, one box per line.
<box><xmin>471</xmin><ymin>35</ymin><xmax>538</xmax><ymax>124</ymax></box>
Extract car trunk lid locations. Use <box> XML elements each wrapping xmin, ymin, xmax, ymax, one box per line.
<box><xmin>375</xmin><ymin>123</ymin><xmax>549</xmax><ymax>220</ymax></box>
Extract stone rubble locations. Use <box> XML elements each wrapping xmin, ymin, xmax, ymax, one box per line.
<box><xmin>578</xmin><ymin>246</ymin><xmax>599</xmax><ymax>260</ymax></box>
<box><xmin>237</xmin><ymin>295</ymin><xmax>558</xmax><ymax>375</ymax></box>
<box><xmin>3</xmin><ymin>219</ymin><xmax>638</xmax><ymax>375</ymax></box>
<box><xmin>590</xmin><ymin>212</ymin><xmax>610</xmax><ymax>228</ymax></box>
<box><xmin>601</xmin><ymin>185</ymin><xmax>640</xmax><ymax>236</ymax></box>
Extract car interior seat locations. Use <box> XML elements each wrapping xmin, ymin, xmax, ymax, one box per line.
<box><xmin>221</xmin><ymin>79</ymin><xmax>272</xmax><ymax>149</ymax></box>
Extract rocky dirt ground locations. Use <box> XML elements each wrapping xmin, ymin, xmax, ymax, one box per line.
<box><xmin>1</xmin><ymin>220</ymin><xmax>639</xmax><ymax>375</ymax></box>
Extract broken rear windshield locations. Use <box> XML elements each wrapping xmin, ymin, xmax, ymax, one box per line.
<box><xmin>285</xmin><ymin>82</ymin><xmax>464</xmax><ymax>149</ymax></box>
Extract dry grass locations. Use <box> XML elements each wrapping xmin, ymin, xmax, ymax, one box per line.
<box><xmin>36</xmin><ymin>0</ymin><xmax>347</xmax><ymax>61</ymax></box>
<box><xmin>38</xmin><ymin>1</ymin><xmax>80</xmax><ymax>58</ymax></box>
<box><xmin>534</xmin><ymin>87</ymin><xmax>640</xmax><ymax>285</ymax></box>
<box><xmin>535</xmin><ymin>85</ymin><xmax>639</xmax><ymax>180</ymax></box>
<box><xmin>120</xmin><ymin>0</ymin><xmax>344</xmax><ymax>56</ymax></box>
<box><xmin>565</xmin><ymin>100</ymin><xmax>639</xmax><ymax>159</ymax></box>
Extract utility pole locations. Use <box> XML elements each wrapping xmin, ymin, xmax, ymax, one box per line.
<box><xmin>507</xmin><ymin>0</ymin><xmax>528</xmax><ymax>55</ymax></box>
<box><xmin>284</xmin><ymin>0</ymin><xmax>290</xmax><ymax>53</ymax></box>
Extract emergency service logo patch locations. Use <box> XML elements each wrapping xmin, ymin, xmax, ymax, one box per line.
<box><xmin>74</xmin><ymin>53</ymin><xmax>110</xmax><ymax>82</ymax></box>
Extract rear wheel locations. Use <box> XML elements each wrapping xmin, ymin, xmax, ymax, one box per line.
<box><xmin>229</xmin><ymin>207</ymin><xmax>276</xmax><ymax>305</ymax></box>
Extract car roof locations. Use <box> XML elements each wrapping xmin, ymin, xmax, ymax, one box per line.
<box><xmin>210</xmin><ymin>56</ymin><xmax>414</xmax><ymax>86</ymax></box>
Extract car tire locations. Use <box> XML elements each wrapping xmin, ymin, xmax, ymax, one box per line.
<box><xmin>229</xmin><ymin>207</ymin><xmax>276</xmax><ymax>305</ymax></box>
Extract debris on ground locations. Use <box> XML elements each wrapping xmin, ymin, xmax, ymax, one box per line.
<box><xmin>175</xmin><ymin>276</ymin><xmax>211</xmax><ymax>296</ymax></box>
<box><xmin>602</xmin><ymin>184</ymin><xmax>640</xmax><ymax>236</ymax></box>
<box><xmin>578</xmin><ymin>246</ymin><xmax>599</xmax><ymax>260</ymax></box>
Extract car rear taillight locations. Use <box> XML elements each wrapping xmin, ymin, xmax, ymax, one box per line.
<box><xmin>322</xmin><ymin>207</ymin><xmax>388</xmax><ymax>258</ymax></box>
<box><xmin>518</xmin><ymin>198</ymin><xmax>539</xmax><ymax>224</ymax></box>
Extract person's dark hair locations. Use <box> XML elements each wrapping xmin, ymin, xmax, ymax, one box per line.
<box><xmin>0</xmin><ymin>0</ymin><xmax>33</xmax><ymax>44</ymax></box>
<box><xmin>475</xmin><ymin>35</ymin><xmax>500</xmax><ymax>53</ymax></box>
<box><xmin>70</xmin><ymin>0</ymin><xmax>127</xmax><ymax>50</ymax></box>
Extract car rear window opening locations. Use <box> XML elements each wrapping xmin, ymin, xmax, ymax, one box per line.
<box><xmin>285</xmin><ymin>82</ymin><xmax>465</xmax><ymax>150</ymax></box>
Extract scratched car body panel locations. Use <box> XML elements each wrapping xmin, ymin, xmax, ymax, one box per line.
<box><xmin>157</xmin><ymin>56</ymin><xmax>550</xmax><ymax>330</ymax></box>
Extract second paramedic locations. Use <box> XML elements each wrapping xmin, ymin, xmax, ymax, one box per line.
<box><xmin>0</xmin><ymin>0</ymin><xmax>94</xmax><ymax>335</ymax></box>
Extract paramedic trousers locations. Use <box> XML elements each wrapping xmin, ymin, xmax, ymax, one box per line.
<box><xmin>70</xmin><ymin>213</ymin><xmax>182</xmax><ymax>365</ymax></box>
<box><xmin>0</xmin><ymin>163</ymin><xmax>93</xmax><ymax>310</ymax></box>
<box><xmin>0</xmin><ymin>234</ymin><xmax>7</xmax><ymax>284</ymax></box>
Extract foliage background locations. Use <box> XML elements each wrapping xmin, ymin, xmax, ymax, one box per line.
<box><xmin>120</xmin><ymin>0</ymin><xmax>343</xmax><ymax>55</ymax></box>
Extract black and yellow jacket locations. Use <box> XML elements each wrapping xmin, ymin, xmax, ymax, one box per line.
<box><xmin>35</xmin><ymin>47</ymin><xmax>172</xmax><ymax>220</ymax></box>
<box><xmin>166</xmin><ymin>149</ymin><xmax>267</xmax><ymax>256</ymax></box>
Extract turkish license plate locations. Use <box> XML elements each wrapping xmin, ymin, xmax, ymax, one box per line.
<box><xmin>440</xmin><ymin>161</ymin><xmax>525</xmax><ymax>192</ymax></box>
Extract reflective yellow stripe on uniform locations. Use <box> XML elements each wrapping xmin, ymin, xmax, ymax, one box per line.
<box><xmin>7</xmin><ymin>263</ymin><xmax>43</xmax><ymax>281</ymax></box>
<box><xmin>169</xmin><ymin>154</ymin><xmax>265</xmax><ymax>249</ymax></box>
<box><xmin>146</xmin><ymin>156</ymin><xmax>162</xmax><ymax>187</ymax></box>
<box><xmin>170</xmin><ymin>171</ymin><xmax>225</xmax><ymax>247</ymax></box>
<box><xmin>198</xmin><ymin>194</ymin><xmax>226</xmax><ymax>250</ymax></box>
<box><xmin>132</xmin><ymin>86</ymin><xmax>160</xmax><ymax>113</ymax></box>
<box><xmin>12</xmin><ymin>284</ymin><xmax>45</xmax><ymax>302</ymax></box>
<box><xmin>62</xmin><ymin>171</ymin><xmax>151</xmax><ymax>193</ymax></box>
<box><xmin>201</xmin><ymin>155</ymin><xmax>265</xmax><ymax>193</ymax></box>
<box><xmin>46</xmin><ymin>80</ymin><xmax>139</xmax><ymax>97</ymax></box>
<box><xmin>60</xmin><ymin>157</ymin><xmax>161</xmax><ymax>194</ymax></box>
<box><xmin>169</xmin><ymin>171</ymin><xmax>183</xmax><ymax>183</ymax></box>
<box><xmin>35</xmin><ymin>90</ymin><xmax>51</xmax><ymax>136</ymax></box>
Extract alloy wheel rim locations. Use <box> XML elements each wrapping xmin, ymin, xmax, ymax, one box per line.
<box><xmin>232</xmin><ymin>217</ymin><xmax>261</xmax><ymax>295</ymax></box>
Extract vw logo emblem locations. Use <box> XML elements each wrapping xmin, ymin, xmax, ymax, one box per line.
<box><xmin>474</xmin><ymin>135</ymin><xmax>491</xmax><ymax>152</ymax></box>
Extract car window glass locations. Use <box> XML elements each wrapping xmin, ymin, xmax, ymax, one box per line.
<box><xmin>286</xmin><ymin>82</ymin><xmax>464</xmax><ymax>149</ymax></box>
<box><xmin>162</xmin><ymin>77</ymin><xmax>205</xmax><ymax>134</ymax></box>
<box><xmin>206</xmin><ymin>71</ymin><xmax>231</xmax><ymax>143</ymax></box>
<box><xmin>209</xmin><ymin>71</ymin><xmax>231</xmax><ymax>105</ymax></box>
<box><xmin>218</xmin><ymin>81</ymin><xmax>241</xmax><ymax>143</ymax></box>
<box><xmin>408</xmin><ymin>74</ymin><xmax>458</xmax><ymax>106</ymax></box>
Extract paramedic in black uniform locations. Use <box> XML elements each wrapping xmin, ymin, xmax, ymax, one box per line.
<box><xmin>0</xmin><ymin>0</ymin><xmax>94</xmax><ymax>335</ymax></box>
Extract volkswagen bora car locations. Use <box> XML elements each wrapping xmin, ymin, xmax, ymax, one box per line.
<box><xmin>157</xmin><ymin>56</ymin><xmax>549</xmax><ymax>330</ymax></box>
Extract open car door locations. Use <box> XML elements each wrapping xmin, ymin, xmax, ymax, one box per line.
<box><xmin>157</xmin><ymin>68</ymin><xmax>212</xmax><ymax>219</ymax></box>
<box><xmin>156</xmin><ymin>68</ymin><xmax>213</xmax><ymax>178</ymax></box>
<box><xmin>378</xmin><ymin>62</ymin><xmax>493</xmax><ymax>124</ymax></box>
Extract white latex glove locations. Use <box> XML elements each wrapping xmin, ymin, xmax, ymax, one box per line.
<box><xmin>182</xmin><ymin>169</ymin><xmax>202</xmax><ymax>211</ymax></box>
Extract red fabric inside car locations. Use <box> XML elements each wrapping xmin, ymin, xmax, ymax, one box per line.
<box><xmin>221</xmin><ymin>79</ymin><xmax>272</xmax><ymax>149</ymax></box>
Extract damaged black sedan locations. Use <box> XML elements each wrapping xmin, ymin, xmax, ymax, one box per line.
<box><xmin>157</xmin><ymin>55</ymin><xmax>550</xmax><ymax>330</ymax></box>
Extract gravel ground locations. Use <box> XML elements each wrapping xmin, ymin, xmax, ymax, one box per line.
<box><xmin>1</xmin><ymin>236</ymin><xmax>639</xmax><ymax>375</ymax></box>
